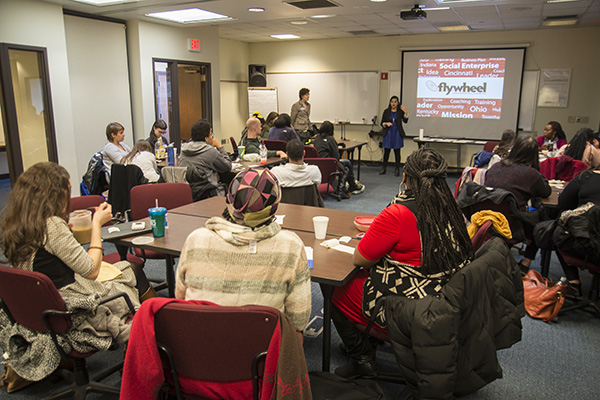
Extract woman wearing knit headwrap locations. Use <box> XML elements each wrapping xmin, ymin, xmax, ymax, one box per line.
<box><xmin>331</xmin><ymin>148</ymin><xmax>474</xmax><ymax>379</ymax></box>
<box><xmin>175</xmin><ymin>168</ymin><xmax>312</xmax><ymax>331</ymax></box>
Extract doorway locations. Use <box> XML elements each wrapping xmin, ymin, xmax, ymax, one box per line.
<box><xmin>0</xmin><ymin>43</ymin><xmax>58</xmax><ymax>186</ymax></box>
<box><xmin>153</xmin><ymin>59</ymin><xmax>211</xmax><ymax>146</ymax></box>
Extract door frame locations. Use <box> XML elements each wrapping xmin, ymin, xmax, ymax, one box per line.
<box><xmin>152</xmin><ymin>58</ymin><xmax>212</xmax><ymax>146</ymax></box>
<box><xmin>0</xmin><ymin>43</ymin><xmax>58</xmax><ymax>183</ymax></box>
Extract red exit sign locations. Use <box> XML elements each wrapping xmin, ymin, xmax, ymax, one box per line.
<box><xmin>188</xmin><ymin>38</ymin><xmax>201</xmax><ymax>52</ymax></box>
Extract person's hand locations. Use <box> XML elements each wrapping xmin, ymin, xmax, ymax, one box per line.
<box><xmin>277</xmin><ymin>150</ymin><xmax>287</xmax><ymax>159</ymax></box>
<box><xmin>93</xmin><ymin>202</ymin><xmax>112</xmax><ymax>227</ymax></box>
<box><xmin>210</xmin><ymin>137</ymin><xmax>221</xmax><ymax>148</ymax></box>
<box><xmin>541</xmin><ymin>143</ymin><xmax>548</xmax><ymax>151</ymax></box>
<box><xmin>384</xmin><ymin>122</ymin><xmax>392</xmax><ymax>128</ymax></box>
<box><xmin>400</xmin><ymin>104</ymin><xmax>408</xmax><ymax>114</ymax></box>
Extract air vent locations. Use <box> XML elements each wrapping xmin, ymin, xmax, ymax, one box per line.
<box><xmin>286</xmin><ymin>0</ymin><xmax>340</xmax><ymax>10</ymax></box>
<box><xmin>348</xmin><ymin>30</ymin><xmax>378</xmax><ymax>36</ymax></box>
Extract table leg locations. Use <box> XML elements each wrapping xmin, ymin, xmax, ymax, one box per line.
<box><xmin>357</xmin><ymin>146</ymin><xmax>363</xmax><ymax>181</ymax></box>
<box><xmin>116</xmin><ymin>244</ymin><xmax>129</xmax><ymax>261</ymax></box>
<box><xmin>319</xmin><ymin>283</ymin><xmax>334</xmax><ymax>372</ymax></box>
<box><xmin>166</xmin><ymin>254</ymin><xmax>176</xmax><ymax>298</ymax></box>
<box><xmin>540</xmin><ymin>249</ymin><xmax>551</xmax><ymax>277</ymax></box>
<box><xmin>457</xmin><ymin>143</ymin><xmax>462</xmax><ymax>170</ymax></box>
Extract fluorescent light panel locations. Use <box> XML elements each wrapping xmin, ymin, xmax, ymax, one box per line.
<box><xmin>146</xmin><ymin>8</ymin><xmax>232</xmax><ymax>24</ymax></box>
<box><xmin>543</xmin><ymin>19</ymin><xmax>578</xmax><ymax>26</ymax></box>
<box><xmin>271</xmin><ymin>34</ymin><xmax>300</xmax><ymax>39</ymax></box>
<box><xmin>438</xmin><ymin>24</ymin><xmax>471</xmax><ymax>31</ymax></box>
<box><xmin>546</xmin><ymin>0</ymin><xmax>581</xmax><ymax>3</ymax></box>
<box><xmin>436</xmin><ymin>0</ymin><xmax>489</xmax><ymax>3</ymax></box>
<box><xmin>73</xmin><ymin>0</ymin><xmax>131</xmax><ymax>5</ymax></box>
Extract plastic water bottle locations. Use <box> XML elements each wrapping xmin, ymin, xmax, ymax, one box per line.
<box><xmin>259</xmin><ymin>142</ymin><xmax>267</xmax><ymax>165</ymax></box>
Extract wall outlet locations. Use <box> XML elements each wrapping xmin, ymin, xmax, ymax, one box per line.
<box><xmin>221</xmin><ymin>139</ymin><xmax>227</xmax><ymax>145</ymax></box>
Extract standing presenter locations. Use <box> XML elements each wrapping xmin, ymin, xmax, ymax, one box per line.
<box><xmin>380</xmin><ymin>96</ymin><xmax>408</xmax><ymax>176</ymax></box>
<box><xmin>290</xmin><ymin>87</ymin><xmax>312</xmax><ymax>143</ymax></box>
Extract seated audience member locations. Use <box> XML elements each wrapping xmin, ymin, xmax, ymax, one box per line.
<box><xmin>239</xmin><ymin>111</ymin><xmax>265</xmax><ymax>145</ymax></box>
<box><xmin>262</xmin><ymin>111</ymin><xmax>279</xmax><ymax>138</ymax></box>
<box><xmin>313</xmin><ymin>121</ymin><xmax>364</xmax><ymax>199</ymax></box>
<box><xmin>488</xmin><ymin>129</ymin><xmax>517</xmax><ymax>168</ymax></box>
<box><xmin>270</xmin><ymin>139</ymin><xmax>321</xmax><ymax>188</ymax></box>
<box><xmin>121</xmin><ymin>140</ymin><xmax>160</xmax><ymax>183</ymax></box>
<box><xmin>556</xmin><ymin>165</ymin><xmax>600</xmax><ymax>294</ymax></box>
<box><xmin>330</xmin><ymin>149</ymin><xmax>474</xmax><ymax>379</ymax></box>
<box><xmin>0</xmin><ymin>163</ymin><xmax>154</xmax><ymax>381</ymax></box>
<box><xmin>179</xmin><ymin>119</ymin><xmax>232</xmax><ymax>196</ymax></box>
<box><xmin>556</xmin><ymin>128</ymin><xmax>600</xmax><ymax>168</ymax></box>
<box><xmin>102</xmin><ymin>122</ymin><xmax>131</xmax><ymax>176</ymax></box>
<box><xmin>243</xmin><ymin>117</ymin><xmax>286</xmax><ymax>159</ymax></box>
<box><xmin>485</xmin><ymin>135</ymin><xmax>551</xmax><ymax>270</ymax></box>
<box><xmin>146</xmin><ymin>119</ymin><xmax>168</xmax><ymax>148</ymax></box>
<box><xmin>537</xmin><ymin>121</ymin><xmax>567</xmax><ymax>151</ymax></box>
<box><xmin>175</xmin><ymin>168</ymin><xmax>311</xmax><ymax>331</ymax></box>
<box><xmin>268</xmin><ymin>113</ymin><xmax>300</xmax><ymax>142</ymax></box>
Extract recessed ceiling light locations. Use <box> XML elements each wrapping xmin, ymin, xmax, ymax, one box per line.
<box><xmin>291</xmin><ymin>21</ymin><xmax>308</xmax><ymax>25</ymax></box>
<box><xmin>424</xmin><ymin>7</ymin><xmax>451</xmax><ymax>11</ymax></box>
<box><xmin>146</xmin><ymin>8</ymin><xmax>232</xmax><ymax>24</ymax></box>
<box><xmin>271</xmin><ymin>34</ymin><xmax>301</xmax><ymax>39</ymax></box>
<box><xmin>73</xmin><ymin>0</ymin><xmax>131</xmax><ymax>5</ymax></box>
<box><xmin>310</xmin><ymin>14</ymin><xmax>336</xmax><ymax>19</ymax></box>
<box><xmin>248</xmin><ymin>7</ymin><xmax>265</xmax><ymax>12</ymax></box>
<box><xmin>543</xmin><ymin>18</ymin><xmax>578</xmax><ymax>26</ymax></box>
<box><xmin>370</xmin><ymin>0</ymin><xmax>387</xmax><ymax>3</ymax></box>
<box><xmin>437</xmin><ymin>24</ymin><xmax>471</xmax><ymax>31</ymax></box>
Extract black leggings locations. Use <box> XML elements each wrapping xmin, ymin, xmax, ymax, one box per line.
<box><xmin>383</xmin><ymin>148</ymin><xmax>401</xmax><ymax>166</ymax></box>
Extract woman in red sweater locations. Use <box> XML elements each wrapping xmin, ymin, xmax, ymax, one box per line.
<box><xmin>331</xmin><ymin>148</ymin><xmax>474</xmax><ymax>379</ymax></box>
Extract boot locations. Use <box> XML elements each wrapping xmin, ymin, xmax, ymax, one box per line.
<box><xmin>139</xmin><ymin>286</ymin><xmax>158</xmax><ymax>302</ymax></box>
<box><xmin>379</xmin><ymin>165</ymin><xmax>386</xmax><ymax>175</ymax></box>
<box><xmin>331</xmin><ymin>306</ymin><xmax>378</xmax><ymax>379</ymax></box>
<box><xmin>336</xmin><ymin>173</ymin><xmax>351</xmax><ymax>200</ymax></box>
<box><xmin>335</xmin><ymin>353</ymin><xmax>378</xmax><ymax>379</ymax></box>
<box><xmin>394</xmin><ymin>166</ymin><xmax>400</xmax><ymax>177</ymax></box>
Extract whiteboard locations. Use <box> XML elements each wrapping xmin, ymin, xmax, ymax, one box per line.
<box><xmin>248</xmin><ymin>87</ymin><xmax>278</xmax><ymax>118</ymax></box>
<box><xmin>267</xmin><ymin>71</ymin><xmax>379</xmax><ymax>124</ymax></box>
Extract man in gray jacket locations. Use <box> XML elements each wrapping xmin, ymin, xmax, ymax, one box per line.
<box><xmin>180</xmin><ymin>119</ymin><xmax>232</xmax><ymax>196</ymax></box>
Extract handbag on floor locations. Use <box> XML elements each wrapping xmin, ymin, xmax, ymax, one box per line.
<box><xmin>522</xmin><ymin>269</ymin><xmax>566</xmax><ymax>322</ymax></box>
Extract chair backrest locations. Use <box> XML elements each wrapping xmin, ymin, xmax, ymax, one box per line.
<box><xmin>70</xmin><ymin>195</ymin><xmax>105</xmax><ymax>212</ymax></box>
<box><xmin>130</xmin><ymin>183</ymin><xmax>193</xmax><ymax>220</ymax></box>
<box><xmin>108</xmin><ymin>164</ymin><xmax>147</xmax><ymax>215</ymax></box>
<box><xmin>304</xmin><ymin>145</ymin><xmax>319</xmax><ymax>158</ymax></box>
<box><xmin>160</xmin><ymin>166</ymin><xmax>188</xmax><ymax>183</ymax></box>
<box><xmin>154</xmin><ymin>302</ymin><xmax>279</xmax><ymax>382</ymax></box>
<box><xmin>0</xmin><ymin>265</ymin><xmax>70</xmax><ymax>333</ymax></box>
<box><xmin>281</xmin><ymin>184</ymin><xmax>324</xmax><ymax>207</ymax></box>
<box><xmin>263</xmin><ymin>139</ymin><xmax>287</xmax><ymax>152</ymax></box>
<box><xmin>230</xmin><ymin>136</ymin><xmax>238</xmax><ymax>155</ymax></box>
<box><xmin>483</xmin><ymin>141</ymin><xmax>500</xmax><ymax>153</ymax></box>
<box><xmin>304</xmin><ymin>157</ymin><xmax>338</xmax><ymax>185</ymax></box>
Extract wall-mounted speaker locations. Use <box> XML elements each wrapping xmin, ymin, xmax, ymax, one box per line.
<box><xmin>248</xmin><ymin>64</ymin><xmax>267</xmax><ymax>87</ymax></box>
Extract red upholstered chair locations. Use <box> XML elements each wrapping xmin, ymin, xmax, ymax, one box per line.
<box><xmin>304</xmin><ymin>157</ymin><xmax>341</xmax><ymax>201</ymax></box>
<box><xmin>70</xmin><ymin>195</ymin><xmax>145</xmax><ymax>269</ymax></box>
<box><xmin>154</xmin><ymin>301</ymin><xmax>279</xmax><ymax>400</ymax></box>
<box><xmin>0</xmin><ymin>265</ymin><xmax>135</xmax><ymax>399</ymax></box>
<box><xmin>304</xmin><ymin>145</ymin><xmax>319</xmax><ymax>158</ymax></box>
<box><xmin>230</xmin><ymin>136</ymin><xmax>238</xmax><ymax>155</ymax></box>
<box><xmin>263</xmin><ymin>139</ymin><xmax>287</xmax><ymax>152</ymax></box>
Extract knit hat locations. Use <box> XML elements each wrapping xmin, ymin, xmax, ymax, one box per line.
<box><xmin>226</xmin><ymin>168</ymin><xmax>281</xmax><ymax>227</ymax></box>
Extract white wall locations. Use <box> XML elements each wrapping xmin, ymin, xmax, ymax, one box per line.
<box><xmin>0</xmin><ymin>0</ymin><xmax>79</xmax><ymax>188</ymax></box>
<box><xmin>235</xmin><ymin>27</ymin><xmax>600</xmax><ymax>165</ymax></box>
<box><xmin>127</xmin><ymin>20</ymin><xmax>222</xmax><ymax>142</ymax></box>
<box><xmin>64</xmin><ymin>15</ymin><xmax>133</xmax><ymax>180</ymax></box>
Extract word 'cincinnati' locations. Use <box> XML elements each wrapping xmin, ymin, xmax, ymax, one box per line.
<box><xmin>437</xmin><ymin>82</ymin><xmax>487</xmax><ymax>95</ymax></box>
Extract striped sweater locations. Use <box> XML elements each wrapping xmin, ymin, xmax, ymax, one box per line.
<box><xmin>175</xmin><ymin>217</ymin><xmax>312</xmax><ymax>330</ymax></box>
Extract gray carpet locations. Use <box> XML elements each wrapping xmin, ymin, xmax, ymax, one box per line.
<box><xmin>3</xmin><ymin>165</ymin><xmax>600</xmax><ymax>399</ymax></box>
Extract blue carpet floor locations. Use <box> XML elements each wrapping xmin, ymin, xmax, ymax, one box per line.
<box><xmin>2</xmin><ymin>165</ymin><xmax>600</xmax><ymax>399</ymax></box>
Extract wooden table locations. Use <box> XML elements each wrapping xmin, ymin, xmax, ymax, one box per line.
<box><xmin>338</xmin><ymin>140</ymin><xmax>367</xmax><ymax>180</ymax></box>
<box><xmin>105</xmin><ymin>198</ymin><xmax>377</xmax><ymax>371</ymax></box>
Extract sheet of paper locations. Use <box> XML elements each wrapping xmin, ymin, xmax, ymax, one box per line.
<box><xmin>275</xmin><ymin>214</ymin><xmax>285</xmax><ymax>225</ymax></box>
<box><xmin>331</xmin><ymin>244</ymin><xmax>355</xmax><ymax>255</ymax></box>
<box><xmin>96</xmin><ymin>261</ymin><xmax>123</xmax><ymax>282</ymax></box>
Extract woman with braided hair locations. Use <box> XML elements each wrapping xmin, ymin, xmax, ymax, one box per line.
<box><xmin>331</xmin><ymin>148</ymin><xmax>474</xmax><ymax>379</ymax></box>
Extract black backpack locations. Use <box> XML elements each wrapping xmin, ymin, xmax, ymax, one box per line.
<box><xmin>81</xmin><ymin>151</ymin><xmax>108</xmax><ymax>195</ymax></box>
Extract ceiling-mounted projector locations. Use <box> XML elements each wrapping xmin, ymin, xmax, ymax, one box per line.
<box><xmin>401</xmin><ymin>5</ymin><xmax>427</xmax><ymax>20</ymax></box>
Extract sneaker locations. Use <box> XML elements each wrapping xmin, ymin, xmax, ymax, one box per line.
<box><xmin>349</xmin><ymin>182</ymin><xmax>365</xmax><ymax>195</ymax></box>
